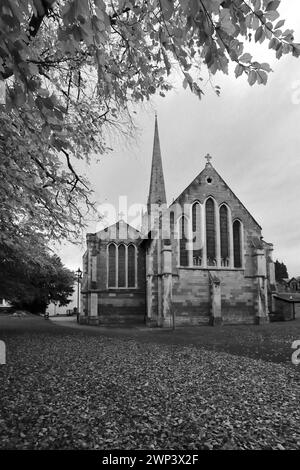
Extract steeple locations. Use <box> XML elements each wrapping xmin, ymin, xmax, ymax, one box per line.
<box><xmin>147</xmin><ymin>115</ymin><xmax>167</xmax><ymax>211</ymax></box>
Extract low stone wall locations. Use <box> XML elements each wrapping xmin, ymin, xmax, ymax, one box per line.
<box><xmin>272</xmin><ymin>297</ymin><xmax>295</xmax><ymax>321</ymax></box>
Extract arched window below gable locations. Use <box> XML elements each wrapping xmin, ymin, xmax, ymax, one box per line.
<box><xmin>206</xmin><ymin>198</ymin><xmax>216</xmax><ymax>266</ymax></box>
<box><xmin>233</xmin><ymin>220</ymin><xmax>242</xmax><ymax>268</ymax></box>
<box><xmin>220</xmin><ymin>205</ymin><xmax>230</xmax><ymax>267</ymax></box>
<box><xmin>128</xmin><ymin>244</ymin><xmax>136</xmax><ymax>288</ymax></box>
<box><xmin>170</xmin><ymin>211</ymin><xmax>174</xmax><ymax>239</ymax></box>
<box><xmin>192</xmin><ymin>202</ymin><xmax>202</xmax><ymax>266</ymax></box>
<box><xmin>179</xmin><ymin>216</ymin><xmax>189</xmax><ymax>267</ymax></box>
<box><xmin>108</xmin><ymin>243</ymin><xmax>117</xmax><ymax>287</ymax></box>
<box><xmin>118</xmin><ymin>244</ymin><xmax>126</xmax><ymax>287</ymax></box>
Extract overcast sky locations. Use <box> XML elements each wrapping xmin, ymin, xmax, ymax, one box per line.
<box><xmin>57</xmin><ymin>0</ymin><xmax>300</xmax><ymax>278</ymax></box>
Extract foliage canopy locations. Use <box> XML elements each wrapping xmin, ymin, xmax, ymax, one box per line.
<box><xmin>274</xmin><ymin>260</ymin><xmax>289</xmax><ymax>282</ymax></box>
<box><xmin>0</xmin><ymin>0</ymin><xmax>298</xmax><ymax>263</ymax></box>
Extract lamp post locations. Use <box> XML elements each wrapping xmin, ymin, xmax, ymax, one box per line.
<box><xmin>75</xmin><ymin>267</ymin><xmax>82</xmax><ymax>323</ymax></box>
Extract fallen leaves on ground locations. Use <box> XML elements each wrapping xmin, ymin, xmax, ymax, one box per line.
<box><xmin>0</xmin><ymin>317</ymin><xmax>299</xmax><ymax>450</ymax></box>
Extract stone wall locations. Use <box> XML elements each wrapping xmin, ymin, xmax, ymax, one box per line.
<box><xmin>218</xmin><ymin>270</ymin><xmax>257</xmax><ymax>323</ymax></box>
<box><xmin>171</xmin><ymin>267</ymin><xmax>257</xmax><ymax>325</ymax></box>
<box><xmin>98</xmin><ymin>292</ymin><xmax>146</xmax><ymax>324</ymax></box>
<box><xmin>172</xmin><ymin>269</ymin><xmax>210</xmax><ymax>325</ymax></box>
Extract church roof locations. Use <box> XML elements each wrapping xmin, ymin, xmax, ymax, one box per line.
<box><xmin>171</xmin><ymin>160</ymin><xmax>262</xmax><ymax>230</ymax></box>
<box><xmin>147</xmin><ymin>116</ymin><xmax>167</xmax><ymax>209</ymax></box>
<box><xmin>89</xmin><ymin>219</ymin><xmax>141</xmax><ymax>241</ymax></box>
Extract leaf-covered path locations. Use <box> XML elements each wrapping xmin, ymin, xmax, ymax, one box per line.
<box><xmin>0</xmin><ymin>315</ymin><xmax>299</xmax><ymax>450</ymax></box>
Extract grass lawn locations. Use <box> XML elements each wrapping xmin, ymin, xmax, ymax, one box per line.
<box><xmin>0</xmin><ymin>315</ymin><xmax>299</xmax><ymax>450</ymax></box>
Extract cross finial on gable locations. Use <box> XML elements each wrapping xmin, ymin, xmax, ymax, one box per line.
<box><xmin>205</xmin><ymin>153</ymin><xmax>212</xmax><ymax>164</ymax></box>
<box><xmin>118</xmin><ymin>211</ymin><xmax>126</xmax><ymax>221</ymax></box>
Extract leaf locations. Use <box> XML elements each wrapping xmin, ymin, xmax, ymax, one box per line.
<box><xmin>42</xmin><ymin>96</ymin><xmax>54</xmax><ymax>110</ymax></box>
<box><xmin>251</xmin><ymin>15</ymin><xmax>260</xmax><ymax>30</ymax></box>
<box><xmin>268</xmin><ymin>37</ymin><xmax>279</xmax><ymax>49</ymax></box>
<box><xmin>248</xmin><ymin>70</ymin><xmax>257</xmax><ymax>86</ymax></box>
<box><xmin>205</xmin><ymin>47</ymin><xmax>213</xmax><ymax>66</ymax></box>
<box><xmin>160</xmin><ymin>0</ymin><xmax>174</xmax><ymax>21</ymax></box>
<box><xmin>256</xmin><ymin>70</ymin><xmax>268</xmax><ymax>85</ymax></box>
<box><xmin>260</xmin><ymin>62</ymin><xmax>272</xmax><ymax>72</ymax></box>
<box><xmin>274</xmin><ymin>19</ymin><xmax>285</xmax><ymax>29</ymax></box>
<box><xmin>255</xmin><ymin>26</ymin><xmax>263</xmax><ymax>43</ymax></box>
<box><xmin>235</xmin><ymin>64</ymin><xmax>244</xmax><ymax>78</ymax></box>
<box><xmin>266</xmin><ymin>0</ymin><xmax>280</xmax><ymax>12</ymax></box>
<box><xmin>265</xmin><ymin>10</ymin><xmax>280</xmax><ymax>21</ymax></box>
<box><xmin>210</xmin><ymin>0</ymin><xmax>223</xmax><ymax>14</ymax></box>
<box><xmin>239</xmin><ymin>53</ymin><xmax>252</xmax><ymax>63</ymax></box>
<box><xmin>253</xmin><ymin>0</ymin><xmax>261</xmax><ymax>11</ymax></box>
<box><xmin>37</xmin><ymin>88</ymin><xmax>49</xmax><ymax>98</ymax></box>
<box><xmin>292</xmin><ymin>43</ymin><xmax>300</xmax><ymax>57</ymax></box>
<box><xmin>219</xmin><ymin>9</ymin><xmax>236</xmax><ymax>36</ymax></box>
<box><xmin>275</xmin><ymin>43</ymin><xmax>283</xmax><ymax>59</ymax></box>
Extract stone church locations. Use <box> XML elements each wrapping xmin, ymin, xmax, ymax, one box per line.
<box><xmin>80</xmin><ymin>118</ymin><xmax>276</xmax><ymax>327</ymax></box>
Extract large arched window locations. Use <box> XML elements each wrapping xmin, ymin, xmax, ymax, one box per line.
<box><xmin>206</xmin><ymin>198</ymin><xmax>216</xmax><ymax>266</ymax></box>
<box><xmin>233</xmin><ymin>220</ymin><xmax>242</xmax><ymax>268</ymax></box>
<box><xmin>170</xmin><ymin>211</ymin><xmax>174</xmax><ymax>239</ymax></box>
<box><xmin>220</xmin><ymin>204</ymin><xmax>229</xmax><ymax>267</ymax></box>
<box><xmin>118</xmin><ymin>244</ymin><xmax>126</xmax><ymax>287</ymax></box>
<box><xmin>179</xmin><ymin>216</ymin><xmax>189</xmax><ymax>266</ymax></box>
<box><xmin>192</xmin><ymin>202</ymin><xmax>202</xmax><ymax>266</ymax></box>
<box><xmin>127</xmin><ymin>244</ymin><xmax>136</xmax><ymax>288</ymax></box>
<box><xmin>108</xmin><ymin>243</ymin><xmax>137</xmax><ymax>288</ymax></box>
<box><xmin>108</xmin><ymin>243</ymin><xmax>117</xmax><ymax>287</ymax></box>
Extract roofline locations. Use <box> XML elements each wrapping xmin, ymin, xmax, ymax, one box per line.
<box><xmin>273</xmin><ymin>294</ymin><xmax>300</xmax><ymax>303</ymax></box>
<box><xmin>87</xmin><ymin>219</ymin><xmax>141</xmax><ymax>237</ymax></box>
<box><xmin>287</xmin><ymin>277</ymin><xmax>297</xmax><ymax>283</ymax></box>
<box><xmin>170</xmin><ymin>165</ymin><xmax>262</xmax><ymax>230</ymax></box>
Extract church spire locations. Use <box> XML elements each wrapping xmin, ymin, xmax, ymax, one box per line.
<box><xmin>147</xmin><ymin>115</ymin><xmax>167</xmax><ymax>211</ymax></box>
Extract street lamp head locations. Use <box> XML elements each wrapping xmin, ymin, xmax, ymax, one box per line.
<box><xmin>75</xmin><ymin>267</ymin><xmax>82</xmax><ymax>280</ymax></box>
